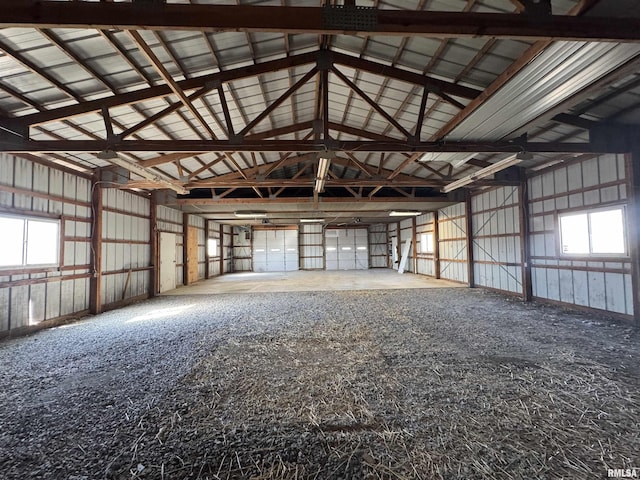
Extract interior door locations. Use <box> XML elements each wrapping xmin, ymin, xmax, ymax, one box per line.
<box><xmin>186</xmin><ymin>225</ymin><xmax>199</xmax><ymax>284</ymax></box>
<box><xmin>159</xmin><ymin>232</ymin><xmax>176</xmax><ymax>293</ymax></box>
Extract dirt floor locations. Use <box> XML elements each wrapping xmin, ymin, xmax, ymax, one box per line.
<box><xmin>0</xmin><ymin>286</ymin><xmax>638</xmax><ymax>479</ymax></box>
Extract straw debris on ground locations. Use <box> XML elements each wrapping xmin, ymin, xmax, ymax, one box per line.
<box><xmin>0</xmin><ymin>287</ymin><xmax>638</xmax><ymax>479</ymax></box>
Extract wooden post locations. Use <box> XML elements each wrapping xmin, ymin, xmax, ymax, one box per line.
<box><xmin>519</xmin><ymin>173</ymin><xmax>533</xmax><ymax>301</ymax></box>
<box><xmin>412</xmin><ymin>216</ymin><xmax>417</xmax><ymax>273</ymax></box>
<box><xmin>182</xmin><ymin>212</ymin><xmax>189</xmax><ymax>286</ymax></box>
<box><xmin>89</xmin><ymin>172</ymin><xmax>103</xmax><ymax>314</ymax></box>
<box><xmin>465</xmin><ymin>192</ymin><xmax>475</xmax><ymax>288</ymax></box>
<box><xmin>149</xmin><ymin>190</ymin><xmax>158</xmax><ymax>297</ymax></box>
<box><xmin>626</xmin><ymin>151</ymin><xmax>640</xmax><ymax>326</ymax></box>
<box><xmin>219</xmin><ymin>224</ymin><xmax>224</xmax><ymax>275</ymax></box>
<box><xmin>433</xmin><ymin>210</ymin><xmax>440</xmax><ymax>279</ymax></box>
<box><xmin>204</xmin><ymin>219</ymin><xmax>211</xmax><ymax>280</ymax></box>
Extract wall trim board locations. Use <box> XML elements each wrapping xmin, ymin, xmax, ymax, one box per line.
<box><xmin>0</xmin><ymin>184</ymin><xmax>90</xmax><ymax>207</ymax></box>
<box><xmin>531</xmin><ymin>264</ymin><xmax>630</xmax><ymax>275</ymax></box>
<box><xmin>102</xmin><ymin>293</ymin><xmax>149</xmax><ymax>313</ymax></box>
<box><xmin>0</xmin><ymin>272</ymin><xmax>91</xmax><ymax>289</ymax></box>
<box><xmin>101</xmin><ymin>206</ymin><xmax>150</xmax><ymax>220</ymax></box>
<box><xmin>15</xmin><ymin>153</ymin><xmax>93</xmax><ymax>180</ymax></box>
<box><xmin>532</xmin><ymin>296</ymin><xmax>634</xmax><ymax>324</ymax></box>
<box><xmin>101</xmin><ymin>266</ymin><xmax>153</xmax><ymax>277</ymax></box>
<box><xmin>528</xmin><ymin>179</ymin><xmax>626</xmax><ymax>203</ymax></box>
<box><xmin>0</xmin><ymin>309</ymin><xmax>91</xmax><ymax>340</ymax></box>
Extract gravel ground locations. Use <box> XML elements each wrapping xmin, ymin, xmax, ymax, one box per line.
<box><xmin>0</xmin><ymin>287</ymin><xmax>638</xmax><ymax>479</ymax></box>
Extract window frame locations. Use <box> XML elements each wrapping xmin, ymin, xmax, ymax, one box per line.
<box><xmin>558</xmin><ymin>205</ymin><xmax>628</xmax><ymax>258</ymax></box>
<box><xmin>206</xmin><ymin>237</ymin><xmax>218</xmax><ymax>258</ymax></box>
<box><xmin>419</xmin><ymin>232</ymin><xmax>434</xmax><ymax>254</ymax></box>
<box><xmin>0</xmin><ymin>213</ymin><xmax>61</xmax><ymax>269</ymax></box>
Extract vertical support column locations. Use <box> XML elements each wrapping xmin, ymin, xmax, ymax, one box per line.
<box><xmin>205</xmin><ymin>219</ymin><xmax>211</xmax><ymax>280</ymax></box>
<box><xmin>412</xmin><ymin>216</ymin><xmax>417</xmax><ymax>274</ymax></box>
<box><xmin>149</xmin><ymin>190</ymin><xmax>158</xmax><ymax>297</ymax></box>
<box><xmin>465</xmin><ymin>192</ymin><xmax>475</xmax><ymax>288</ymax></box>
<box><xmin>182</xmin><ymin>212</ymin><xmax>189</xmax><ymax>286</ymax></box>
<box><xmin>626</xmin><ymin>151</ymin><xmax>640</xmax><ymax>326</ymax></box>
<box><xmin>89</xmin><ymin>172</ymin><xmax>103</xmax><ymax>314</ymax></box>
<box><xmin>219</xmin><ymin>224</ymin><xmax>224</xmax><ymax>275</ymax></box>
<box><xmin>433</xmin><ymin>210</ymin><xmax>440</xmax><ymax>279</ymax></box>
<box><xmin>519</xmin><ymin>174</ymin><xmax>533</xmax><ymax>301</ymax></box>
<box><xmin>385</xmin><ymin>223</ymin><xmax>390</xmax><ymax>268</ymax></box>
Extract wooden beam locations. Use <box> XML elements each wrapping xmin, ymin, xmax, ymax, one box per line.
<box><xmin>0</xmin><ymin>138</ymin><xmax>596</xmax><ymax>153</ymax></box>
<box><xmin>433</xmin><ymin>0</ymin><xmax>598</xmax><ymax>140</ymax></box>
<box><xmin>139</xmin><ymin>152</ymin><xmax>202</xmax><ymax>168</ymax></box>
<box><xmin>331</xmin><ymin>51</ymin><xmax>481</xmax><ymax>102</ymax></box>
<box><xmin>3</xmin><ymin>3</ymin><xmax>639</xmax><ymax>42</ymax></box>
<box><xmin>128</xmin><ymin>30</ymin><xmax>216</xmax><ymax>139</ymax></box>
<box><xmin>18</xmin><ymin>51</ymin><xmax>318</xmax><ymax>127</ymax></box>
<box><xmin>332</xmin><ymin>66</ymin><xmax>413</xmax><ymax>139</ymax></box>
<box><xmin>239</xmin><ymin>67</ymin><xmax>317</xmax><ymax>136</ymax></box>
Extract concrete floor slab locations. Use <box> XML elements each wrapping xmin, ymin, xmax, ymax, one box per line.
<box><xmin>162</xmin><ymin>269</ymin><xmax>465</xmax><ymax>295</ymax></box>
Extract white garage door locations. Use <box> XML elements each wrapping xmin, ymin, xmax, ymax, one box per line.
<box><xmin>253</xmin><ymin>228</ymin><xmax>299</xmax><ymax>272</ymax></box>
<box><xmin>325</xmin><ymin>228</ymin><xmax>368</xmax><ymax>270</ymax></box>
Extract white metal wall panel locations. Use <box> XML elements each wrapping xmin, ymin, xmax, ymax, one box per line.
<box><xmin>528</xmin><ymin>154</ymin><xmax>632</xmax><ymax>315</ymax></box>
<box><xmin>438</xmin><ymin>203</ymin><xmax>468</xmax><ymax>283</ymax></box>
<box><xmin>233</xmin><ymin>227</ymin><xmax>252</xmax><ymax>272</ymax></box>
<box><xmin>369</xmin><ymin>224</ymin><xmax>388</xmax><ymax>268</ymax></box>
<box><xmin>300</xmin><ymin>224</ymin><xmax>324</xmax><ymax>270</ymax></box>
<box><xmin>207</xmin><ymin>221</ymin><xmax>222</xmax><ymax>277</ymax></box>
<box><xmin>222</xmin><ymin>224</ymin><xmax>234</xmax><ymax>273</ymax></box>
<box><xmin>100</xmin><ymin>189</ymin><xmax>150</xmax><ymax>308</ymax></box>
<box><xmin>416</xmin><ymin>213</ymin><xmax>436</xmax><ymax>276</ymax></box>
<box><xmin>399</xmin><ymin>218</ymin><xmax>415</xmax><ymax>273</ymax></box>
<box><xmin>0</xmin><ymin>153</ymin><xmax>92</xmax><ymax>332</ymax></box>
<box><xmin>471</xmin><ymin>186</ymin><xmax>523</xmax><ymax>294</ymax></box>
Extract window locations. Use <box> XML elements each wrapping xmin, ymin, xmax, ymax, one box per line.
<box><xmin>0</xmin><ymin>215</ymin><xmax>60</xmax><ymax>268</ymax></box>
<box><xmin>420</xmin><ymin>232</ymin><xmax>434</xmax><ymax>254</ymax></box>
<box><xmin>559</xmin><ymin>207</ymin><xmax>626</xmax><ymax>255</ymax></box>
<box><xmin>207</xmin><ymin>238</ymin><xmax>218</xmax><ymax>257</ymax></box>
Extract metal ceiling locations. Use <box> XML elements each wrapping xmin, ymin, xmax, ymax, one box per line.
<box><xmin>0</xmin><ymin>0</ymin><xmax>639</xmax><ymax>225</ymax></box>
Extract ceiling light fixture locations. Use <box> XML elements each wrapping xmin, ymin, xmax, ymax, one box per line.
<box><xmin>234</xmin><ymin>211</ymin><xmax>267</xmax><ymax>218</ymax></box>
<box><xmin>314</xmin><ymin>150</ymin><xmax>333</xmax><ymax>194</ymax></box>
<box><xmin>300</xmin><ymin>218</ymin><xmax>325</xmax><ymax>223</ymax></box>
<box><xmin>94</xmin><ymin>150</ymin><xmax>188</xmax><ymax>194</ymax></box>
<box><xmin>389</xmin><ymin>210</ymin><xmax>422</xmax><ymax>217</ymax></box>
<box><xmin>441</xmin><ymin>152</ymin><xmax>530</xmax><ymax>193</ymax></box>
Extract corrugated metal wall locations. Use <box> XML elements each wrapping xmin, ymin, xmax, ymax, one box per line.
<box><xmin>156</xmin><ymin>205</ymin><xmax>184</xmax><ymax>286</ymax></box>
<box><xmin>206</xmin><ymin>221</ymin><xmax>223</xmax><ymax>277</ymax></box>
<box><xmin>100</xmin><ymin>189</ymin><xmax>150</xmax><ymax>308</ymax></box>
<box><xmin>528</xmin><ymin>154</ymin><xmax>633</xmax><ymax>315</ymax></box>
<box><xmin>300</xmin><ymin>224</ymin><xmax>324</xmax><ymax>270</ymax></box>
<box><xmin>368</xmin><ymin>224</ymin><xmax>388</xmax><ymax>268</ymax></box>
<box><xmin>233</xmin><ymin>227</ymin><xmax>252</xmax><ymax>272</ymax></box>
<box><xmin>0</xmin><ymin>153</ymin><xmax>92</xmax><ymax>333</ymax></box>
<box><xmin>471</xmin><ymin>186</ymin><xmax>523</xmax><ymax>294</ymax></box>
<box><xmin>222</xmin><ymin>224</ymin><xmax>234</xmax><ymax>273</ymax></box>
<box><xmin>388</xmin><ymin>223</ymin><xmax>399</xmax><ymax>269</ymax></box>
<box><xmin>416</xmin><ymin>212</ymin><xmax>436</xmax><ymax>276</ymax></box>
<box><xmin>438</xmin><ymin>203</ymin><xmax>468</xmax><ymax>283</ymax></box>
<box><xmin>399</xmin><ymin>218</ymin><xmax>415</xmax><ymax>273</ymax></box>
